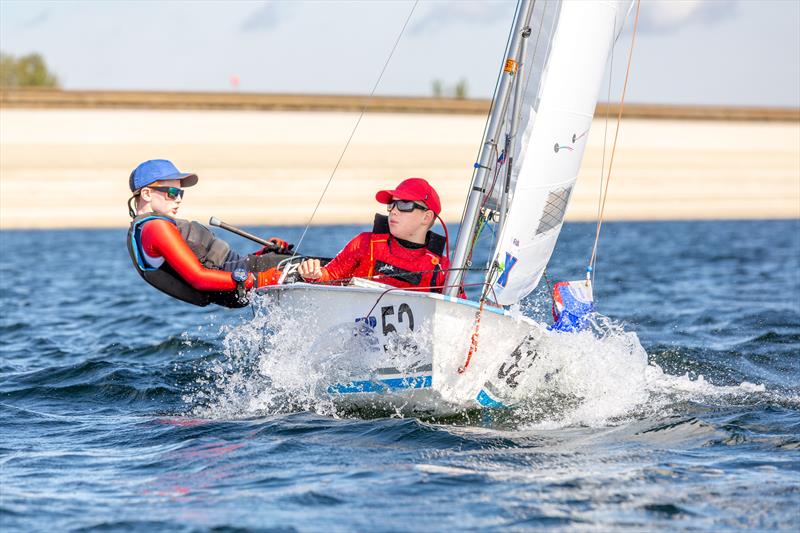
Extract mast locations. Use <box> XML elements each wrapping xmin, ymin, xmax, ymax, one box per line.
<box><xmin>498</xmin><ymin>25</ymin><xmax>531</xmax><ymax>234</ymax></box>
<box><xmin>445</xmin><ymin>0</ymin><xmax>535</xmax><ymax>298</ymax></box>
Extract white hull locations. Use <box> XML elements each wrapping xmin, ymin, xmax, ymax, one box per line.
<box><xmin>257</xmin><ymin>283</ymin><xmax>547</xmax><ymax>415</ymax></box>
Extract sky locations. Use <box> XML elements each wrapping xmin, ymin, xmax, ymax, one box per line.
<box><xmin>1</xmin><ymin>0</ymin><xmax>798</xmax><ymax>107</ymax></box>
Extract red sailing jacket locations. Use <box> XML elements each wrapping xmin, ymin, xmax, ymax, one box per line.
<box><xmin>315</xmin><ymin>215</ymin><xmax>449</xmax><ymax>292</ymax></box>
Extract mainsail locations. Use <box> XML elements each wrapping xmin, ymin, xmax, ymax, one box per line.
<box><xmin>483</xmin><ymin>0</ymin><xmax>633</xmax><ymax>306</ymax></box>
<box><xmin>250</xmin><ymin>1</ymin><xmax>633</xmax><ymax>313</ymax></box>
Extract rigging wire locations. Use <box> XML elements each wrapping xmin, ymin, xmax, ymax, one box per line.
<box><xmin>587</xmin><ymin>0</ymin><xmax>640</xmax><ymax>277</ymax></box>
<box><xmin>594</xmin><ymin>13</ymin><xmax>616</xmax><ymax>286</ymax></box>
<box><xmin>289</xmin><ymin>0</ymin><xmax>419</xmax><ymax>258</ymax></box>
<box><xmin>465</xmin><ymin>1</ymin><xmax>554</xmax><ymax>297</ymax></box>
<box><xmin>454</xmin><ymin>0</ymin><xmax>522</xmax><ymax>230</ymax></box>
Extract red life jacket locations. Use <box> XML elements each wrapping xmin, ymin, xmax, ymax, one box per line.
<box><xmin>365</xmin><ymin>214</ymin><xmax>448</xmax><ymax>292</ymax></box>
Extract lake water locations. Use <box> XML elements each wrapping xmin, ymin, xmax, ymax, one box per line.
<box><xmin>1</xmin><ymin>219</ymin><xmax>798</xmax><ymax>531</ymax></box>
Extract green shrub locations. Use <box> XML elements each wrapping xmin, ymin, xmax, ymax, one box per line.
<box><xmin>0</xmin><ymin>52</ymin><xmax>60</xmax><ymax>88</ymax></box>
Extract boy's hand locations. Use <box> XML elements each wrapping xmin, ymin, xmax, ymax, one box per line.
<box><xmin>298</xmin><ymin>258</ymin><xmax>323</xmax><ymax>280</ymax></box>
<box><xmin>255</xmin><ymin>237</ymin><xmax>293</xmax><ymax>255</ymax></box>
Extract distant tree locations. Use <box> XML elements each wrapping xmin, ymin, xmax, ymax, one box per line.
<box><xmin>0</xmin><ymin>52</ymin><xmax>59</xmax><ymax>88</ymax></box>
<box><xmin>432</xmin><ymin>79</ymin><xmax>443</xmax><ymax>98</ymax></box>
<box><xmin>454</xmin><ymin>79</ymin><xmax>468</xmax><ymax>99</ymax></box>
<box><xmin>0</xmin><ymin>54</ymin><xmax>12</xmax><ymax>86</ymax></box>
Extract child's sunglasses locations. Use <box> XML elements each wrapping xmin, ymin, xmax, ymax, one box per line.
<box><xmin>148</xmin><ymin>186</ymin><xmax>185</xmax><ymax>200</ymax></box>
<box><xmin>387</xmin><ymin>200</ymin><xmax>428</xmax><ymax>213</ymax></box>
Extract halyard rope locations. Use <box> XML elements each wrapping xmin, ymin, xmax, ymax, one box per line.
<box><xmin>595</xmin><ymin>15</ymin><xmax>615</xmax><ymax>286</ymax></box>
<box><xmin>588</xmin><ymin>0</ymin><xmax>640</xmax><ymax>277</ymax></box>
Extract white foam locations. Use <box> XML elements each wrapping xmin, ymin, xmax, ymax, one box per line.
<box><xmin>515</xmin><ymin>315</ymin><xmax>769</xmax><ymax>429</ymax></box>
<box><xmin>189</xmin><ymin>296</ymin><xmax>771</xmax><ymax>426</ymax></box>
<box><xmin>514</xmin><ymin>315</ymin><xmax>651</xmax><ymax>428</ymax></box>
<box><xmin>188</xmin><ymin>295</ymin><xmax>435</xmax><ymax>419</ymax></box>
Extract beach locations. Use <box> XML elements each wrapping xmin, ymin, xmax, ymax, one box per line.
<box><xmin>1</xmin><ymin>104</ymin><xmax>798</xmax><ymax>229</ymax></box>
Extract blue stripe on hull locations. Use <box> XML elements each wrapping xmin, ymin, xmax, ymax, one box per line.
<box><xmin>475</xmin><ymin>389</ymin><xmax>508</xmax><ymax>408</ymax></box>
<box><xmin>327</xmin><ymin>375</ymin><xmax>432</xmax><ymax>395</ymax></box>
<box><xmin>327</xmin><ymin>378</ymin><xmax>512</xmax><ymax>411</ymax></box>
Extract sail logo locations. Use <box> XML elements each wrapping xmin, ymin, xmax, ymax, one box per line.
<box><xmin>553</xmin><ymin>142</ymin><xmax>574</xmax><ymax>153</ymax></box>
<box><xmin>554</xmin><ymin>129</ymin><xmax>590</xmax><ymax>153</ymax></box>
<box><xmin>355</xmin><ymin>316</ymin><xmax>378</xmax><ymax>328</ymax></box>
<box><xmin>496</xmin><ymin>253</ymin><xmax>518</xmax><ymax>288</ymax></box>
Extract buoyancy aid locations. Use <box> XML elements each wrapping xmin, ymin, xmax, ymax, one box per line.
<box><xmin>177</xmin><ymin>219</ymin><xmax>232</xmax><ymax>269</ymax></box>
<box><xmin>366</xmin><ymin>214</ymin><xmax>448</xmax><ymax>292</ymax></box>
<box><xmin>126</xmin><ymin>214</ymin><xmax>245</xmax><ymax>308</ymax></box>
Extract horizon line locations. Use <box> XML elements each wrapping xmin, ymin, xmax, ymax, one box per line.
<box><xmin>2</xmin><ymin>88</ymin><xmax>798</xmax><ymax>122</ymax></box>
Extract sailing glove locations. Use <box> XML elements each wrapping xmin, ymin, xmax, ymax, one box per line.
<box><xmin>255</xmin><ymin>237</ymin><xmax>294</xmax><ymax>255</ymax></box>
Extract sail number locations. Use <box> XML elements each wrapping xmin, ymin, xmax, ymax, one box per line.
<box><xmin>381</xmin><ymin>304</ymin><xmax>414</xmax><ymax>335</ymax></box>
<box><xmin>496</xmin><ymin>337</ymin><xmax>538</xmax><ymax>389</ymax></box>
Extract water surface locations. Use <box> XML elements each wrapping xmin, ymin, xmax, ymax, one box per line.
<box><xmin>1</xmin><ymin>220</ymin><xmax>798</xmax><ymax>530</ymax></box>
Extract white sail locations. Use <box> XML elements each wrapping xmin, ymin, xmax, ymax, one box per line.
<box><xmin>488</xmin><ymin>0</ymin><xmax>632</xmax><ymax>306</ymax></box>
<box><xmin>485</xmin><ymin>0</ymin><xmax>561</xmax><ymax>211</ymax></box>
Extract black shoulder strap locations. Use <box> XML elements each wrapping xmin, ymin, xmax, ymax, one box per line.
<box><xmin>426</xmin><ymin>231</ymin><xmax>446</xmax><ymax>256</ymax></box>
<box><xmin>372</xmin><ymin>213</ymin><xmax>390</xmax><ymax>234</ymax></box>
<box><xmin>128</xmin><ymin>214</ymin><xmax>176</xmax><ymax>271</ymax></box>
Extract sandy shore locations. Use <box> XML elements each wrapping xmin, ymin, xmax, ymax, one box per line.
<box><xmin>1</xmin><ymin>108</ymin><xmax>798</xmax><ymax>229</ymax></box>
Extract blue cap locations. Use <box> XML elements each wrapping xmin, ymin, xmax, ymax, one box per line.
<box><xmin>129</xmin><ymin>159</ymin><xmax>199</xmax><ymax>192</ymax></box>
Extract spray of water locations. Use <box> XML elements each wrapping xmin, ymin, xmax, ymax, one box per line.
<box><xmin>188</xmin><ymin>298</ymin><xmax>337</xmax><ymax>418</ymax></box>
<box><xmin>188</xmin><ymin>295</ymin><xmax>438</xmax><ymax>419</ymax></box>
<box><xmin>510</xmin><ymin>314</ymin><xmax>767</xmax><ymax>429</ymax></box>
<box><xmin>188</xmin><ymin>295</ymin><xmax>768</xmax><ymax>427</ymax></box>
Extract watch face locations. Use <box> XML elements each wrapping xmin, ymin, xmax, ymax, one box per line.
<box><xmin>232</xmin><ymin>268</ymin><xmax>248</xmax><ymax>282</ymax></box>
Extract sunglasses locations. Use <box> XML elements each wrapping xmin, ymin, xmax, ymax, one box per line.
<box><xmin>148</xmin><ymin>186</ymin><xmax>184</xmax><ymax>200</ymax></box>
<box><xmin>387</xmin><ymin>200</ymin><xmax>429</xmax><ymax>213</ymax></box>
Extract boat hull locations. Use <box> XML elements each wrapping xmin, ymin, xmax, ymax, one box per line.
<box><xmin>257</xmin><ymin>283</ymin><xmax>545</xmax><ymax>414</ymax></box>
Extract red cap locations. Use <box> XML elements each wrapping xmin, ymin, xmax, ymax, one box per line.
<box><xmin>375</xmin><ymin>178</ymin><xmax>441</xmax><ymax>215</ymax></box>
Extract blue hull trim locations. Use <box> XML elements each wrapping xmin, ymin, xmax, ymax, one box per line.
<box><xmin>328</xmin><ymin>375</ymin><xmax>432</xmax><ymax>395</ymax></box>
<box><xmin>475</xmin><ymin>389</ymin><xmax>508</xmax><ymax>408</ymax></box>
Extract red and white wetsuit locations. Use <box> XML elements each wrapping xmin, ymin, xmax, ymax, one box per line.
<box><xmin>140</xmin><ymin>218</ymin><xmax>254</xmax><ymax>291</ymax></box>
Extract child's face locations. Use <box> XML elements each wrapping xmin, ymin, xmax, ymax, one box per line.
<box><xmin>387</xmin><ymin>198</ymin><xmax>433</xmax><ymax>242</ymax></box>
<box><xmin>141</xmin><ymin>179</ymin><xmax>183</xmax><ymax>217</ymax></box>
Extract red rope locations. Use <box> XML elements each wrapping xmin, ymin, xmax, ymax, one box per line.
<box><xmin>458</xmin><ymin>297</ymin><xmax>486</xmax><ymax>374</ymax></box>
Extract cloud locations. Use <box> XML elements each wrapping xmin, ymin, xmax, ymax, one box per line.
<box><xmin>410</xmin><ymin>1</ymin><xmax>510</xmax><ymax>35</ymax></box>
<box><xmin>240</xmin><ymin>1</ymin><xmax>294</xmax><ymax>32</ymax></box>
<box><xmin>22</xmin><ymin>9</ymin><xmax>50</xmax><ymax>29</ymax></box>
<box><xmin>637</xmin><ymin>0</ymin><xmax>739</xmax><ymax>34</ymax></box>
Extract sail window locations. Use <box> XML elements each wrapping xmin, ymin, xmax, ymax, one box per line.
<box><xmin>535</xmin><ymin>186</ymin><xmax>573</xmax><ymax>235</ymax></box>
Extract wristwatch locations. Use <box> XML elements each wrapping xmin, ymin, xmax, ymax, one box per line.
<box><xmin>231</xmin><ymin>268</ymin><xmax>249</xmax><ymax>304</ymax></box>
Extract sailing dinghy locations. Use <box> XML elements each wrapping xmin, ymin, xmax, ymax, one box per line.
<box><xmin>257</xmin><ymin>0</ymin><xmax>635</xmax><ymax>414</ymax></box>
